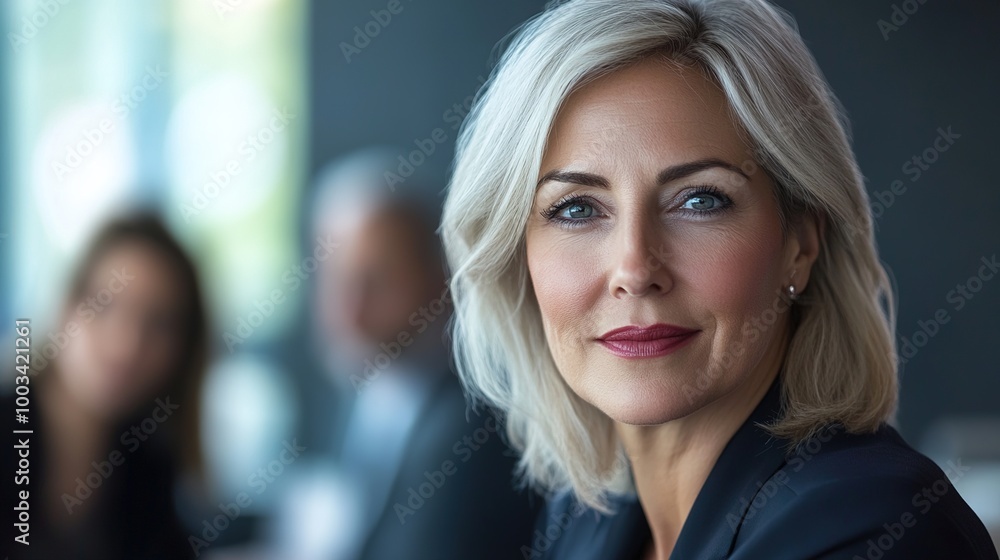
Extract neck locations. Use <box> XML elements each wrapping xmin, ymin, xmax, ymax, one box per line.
<box><xmin>617</xmin><ymin>327</ymin><xmax>788</xmax><ymax>560</ymax></box>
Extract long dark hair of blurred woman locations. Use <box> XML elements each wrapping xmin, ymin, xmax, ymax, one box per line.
<box><xmin>3</xmin><ymin>211</ymin><xmax>208</xmax><ymax>560</ymax></box>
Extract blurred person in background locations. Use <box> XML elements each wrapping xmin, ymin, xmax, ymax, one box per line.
<box><xmin>2</xmin><ymin>212</ymin><xmax>208</xmax><ymax>560</ymax></box>
<box><xmin>260</xmin><ymin>148</ymin><xmax>539</xmax><ymax>560</ymax></box>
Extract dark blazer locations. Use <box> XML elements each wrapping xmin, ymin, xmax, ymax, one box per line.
<box><xmin>531</xmin><ymin>377</ymin><xmax>998</xmax><ymax>560</ymax></box>
<box><xmin>358</xmin><ymin>372</ymin><xmax>542</xmax><ymax>560</ymax></box>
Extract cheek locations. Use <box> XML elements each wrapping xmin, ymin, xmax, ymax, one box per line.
<box><xmin>62</xmin><ymin>322</ymin><xmax>102</xmax><ymax>375</ymax></box>
<box><xmin>703</xmin><ymin>234</ymin><xmax>780</xmax><ymax>310</ymax></box>
<box><xmin>682</xmin><ymin>214</ymin><xmax>787</xmax><ymax>350</ymax></box>
<box><xmin>526</xmin><ymin>233</ymin><xmax>603</xmax><ymax>365</ymax></box>
<box><xmin>130</xmin><ymin>332</ymin><xmax>182</xmax><ymax>397</ymax></box>
<box><xmin>56</xmin><ymin>323</ymin><xmax>114</xmax><ymax>407</ymax></box>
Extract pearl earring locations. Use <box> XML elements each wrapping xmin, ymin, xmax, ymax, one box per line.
<box><xmin>787</xmin><ymin>284</ymin><xmax>798</xmax><ymax>301</ymax></box>
<box><xmin>786</xmin><ymin>268</ymin><xmax>799</xmax><ymax>302</ymax></box>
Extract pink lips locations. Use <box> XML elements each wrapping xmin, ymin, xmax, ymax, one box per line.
<box><xmin>597</xmin><ymin>323</ymin><xmax>699</xmax><ymax>359</ymax></box>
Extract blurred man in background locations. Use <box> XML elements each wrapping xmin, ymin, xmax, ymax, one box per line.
<box><xmin>262</xmin><ymin>148</ymin><xmax>539</xmax><ymax>560</ymax></box>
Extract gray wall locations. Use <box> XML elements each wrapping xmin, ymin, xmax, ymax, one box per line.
<box><xmin>307</xmin><ymin>0</ymin><xmax>1000</xmax><ymax>444</ymax></box>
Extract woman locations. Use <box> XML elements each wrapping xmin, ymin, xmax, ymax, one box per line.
<box><xmin>440</xmin><ymin>0</ymin><xmax>997</xmax><ymax>558</ymax></box>
<box><xmin>2</xmin><ymin>212</ymin><xmax>208</xmax><ymax>560</ymax></box>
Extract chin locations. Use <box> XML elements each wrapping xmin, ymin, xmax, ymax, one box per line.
<box><xmin>601</xmin><ymin>390</ymin><xmax>706</xmax><ymax>426</ymax></box>
<box><xmin>578</xmin><ymin>364</ymin><xmax>727</xmax><ymax>426</ymax></box>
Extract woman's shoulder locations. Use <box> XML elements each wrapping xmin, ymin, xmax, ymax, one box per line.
<box><xmin>531</xmin><ymin>423</ymin><xmax>998</xmax><ymax>560</ymax></box>
<box><xmin>776</xmin><ymin>422</ymin><xmax>956</xmax><ymax>492</ymax></box>
<box><xmin>732</xmin><ymin>423</ymin><xmax>998</xmax><ymax>559</ymax></box>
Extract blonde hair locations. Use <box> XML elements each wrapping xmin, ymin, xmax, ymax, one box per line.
<box><xmin>440</xmin><ymin>0</ymin><xmax>897</xmax><ymax>511</ymax></box>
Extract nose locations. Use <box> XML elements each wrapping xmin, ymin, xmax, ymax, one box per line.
<box><xmin>607</xmin><ymin>211</ymin><xmax>673</xmax><ymax>298</ymax></box>
<box><xmin>101</xmin><ymin>303</ymin><xmax>146</xmax><ymax>365</ymax></box>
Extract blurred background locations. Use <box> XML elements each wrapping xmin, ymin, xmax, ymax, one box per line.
<box><xmin>0</xmin><ymin>0</ymin><xmax>997</xmax><ymax>558</ymax></box>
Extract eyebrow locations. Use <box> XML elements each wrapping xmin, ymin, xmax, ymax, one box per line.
<box><xmin>535</xmin><ymin>157</ymin><xmax>750</xmax><ymax>191</ymax></box>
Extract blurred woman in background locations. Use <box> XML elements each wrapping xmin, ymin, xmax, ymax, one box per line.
<box><xmin>3</xmin><ymin>212</ymin><xmax>208</xmax><ymax>560</ymax></box>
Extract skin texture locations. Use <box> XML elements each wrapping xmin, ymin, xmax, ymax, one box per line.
<box><xmin>525</xmin><ymin>57</ymin><xmax>821</xmax><ymax>559</ymax></box>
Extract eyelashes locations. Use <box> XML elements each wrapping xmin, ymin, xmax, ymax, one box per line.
<box><xmin>540</xmin><ymin>194</ymin><xmax>596</xmax><ymax>221</ymax></box>
<box><xmin>539</xmin><ymin>185</ymin><xmax>734</xmax><ymax>226</ymax></box>
<box><xmin>677</xmin><ymin>185</ymin><xmax>732</xmax><ymax>213</ymax></box>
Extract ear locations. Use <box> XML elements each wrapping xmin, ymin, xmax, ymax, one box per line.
<box><xmin>786</xmin><ymin>211</ymin><xmax>824</xmax><ymax>294</ymax></box>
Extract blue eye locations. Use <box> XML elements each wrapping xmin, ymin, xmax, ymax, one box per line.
<box><xmin>542</xmin><ymin>196</ymin><xmax>600</xmax><ymax>224</ymax></box>
<box><xmin>560</xmin><ymin>202</ymin><xmax>594</xmax><ymax>219</ymax></box>
<box><xmin>682</xmin><ymin>194</ymin><xmax>722</xmax><ymax>211</ymax></box>
<box><xmin>679</xmin><ymin>187</ymin><xmax>732</xmax><ymax>214</ymax></box>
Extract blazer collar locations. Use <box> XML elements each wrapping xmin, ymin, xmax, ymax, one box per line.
<box><xmin>600</xmin><ymin>375</ymin><xmax>788</xmax><ymax>560</ymax></box>
<box><xmin>669</xmin><ymin>375</ymin><xmax>787</xmax><ymax>559</ymax></box>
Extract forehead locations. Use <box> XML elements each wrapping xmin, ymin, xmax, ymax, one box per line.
<box><xmin>330</xmin><ymin>209</ymin><xmax>425</xmax><ymax>266</ymax></box>
<box><xmin>87</xmin><ymin>241</ymin><xmax>185</xmax><ymax>303</ymax></box>
<box><xmin>542</xmin><ymin>57</ymin><xmax>748</xmax><ymax>171</ymax></box>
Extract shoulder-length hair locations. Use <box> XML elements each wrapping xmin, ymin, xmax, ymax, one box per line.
<box><xmin>440</xmin><ymin>0</ymin><xmax>897</xmax><ymax>511</ymax></box>
<box><xmin>46</xmin><ymin>211</ymin><xmax>210</xmax><ymax>478</ymax></box>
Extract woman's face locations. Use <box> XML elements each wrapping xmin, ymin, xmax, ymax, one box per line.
<box><xmin>525</xmin><ymin>57</ymin><xmax>816</xmax><ymax>425</ymax></box>
<box><xmin>58</xmin><ymin>241</ymin><xmax>189</xmax><ymax>420</ymax></box>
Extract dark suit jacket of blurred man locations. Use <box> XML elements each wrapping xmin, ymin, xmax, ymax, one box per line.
<box><xmin>341</xmin><ymin>369</ymin><xmax>540</xmax><ymax>560</ymax></box>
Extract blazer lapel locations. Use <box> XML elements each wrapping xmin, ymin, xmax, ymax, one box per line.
<box><xmin>669</xmin><ymin>377</ymin><xmax>789</xmax><ymax>559</ymax></box>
